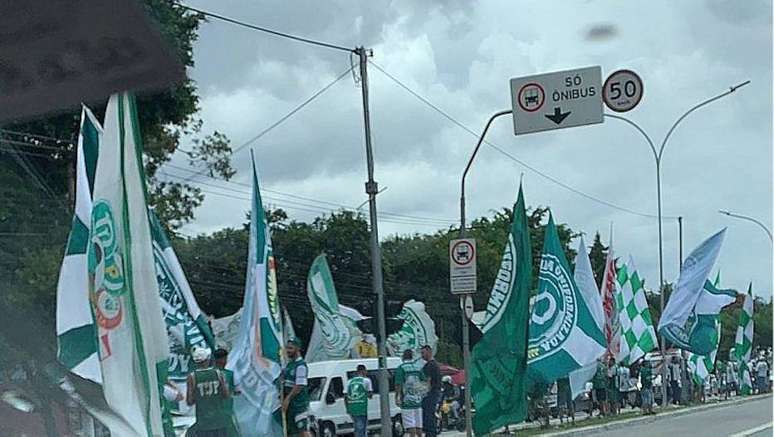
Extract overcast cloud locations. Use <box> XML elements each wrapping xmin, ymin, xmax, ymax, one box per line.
<box><xmin>168</xmin><ymin>0</ymin><xmax>773</xmax><ymax>298</ymax></box>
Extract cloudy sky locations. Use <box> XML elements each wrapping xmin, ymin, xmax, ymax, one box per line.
<box><xmin>167</xmin><ymin>0</ymin><xmax>773</xmax><ymax>298</ymax></box>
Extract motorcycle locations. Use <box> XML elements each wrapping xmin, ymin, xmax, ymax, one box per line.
<box><xmin>437</xmin><ymin>397</ymin><xmax>466</xmax><ymax>432</ymax></box>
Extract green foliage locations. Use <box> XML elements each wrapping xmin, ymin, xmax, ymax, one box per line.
<box><xmin>588</xmin><ymin>232</ymin><xmax>608</xmax><ymax>289</ymax></box>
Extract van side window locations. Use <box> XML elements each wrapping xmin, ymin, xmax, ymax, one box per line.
<box><xmin>366</xmin><ymin>370</ymin><xmax>396</xmax><ymax>393</ymax></box>
<box><xmin>328</xmin><ymin>377</ymin><xmax>344</xmax><ymax>399</ymax></box>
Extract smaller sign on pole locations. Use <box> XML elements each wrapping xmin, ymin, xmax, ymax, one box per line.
<box><xmin>450</xmin><ymin>238</ymin><xmax>477</xmax><ymax>294</ymax></box>
<box><xmin>603</xmin><ymin>69</ymin><xmax>644</xmax><ymax>112</ymax></box>
<box><xmin>463</xmin><ymin>295</ymin><xmax>474</xmax><ymax>320</ymax></box>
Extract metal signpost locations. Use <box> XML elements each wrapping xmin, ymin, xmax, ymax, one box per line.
<box><xmin>510</xmin><ymin>66</ymin><xmax>603</xmax><ymax>135</ymax></box>
<box><xmin>449</xmin><ymin>237</ymin><xmax>477</xmax><ymax>435</ymax></box>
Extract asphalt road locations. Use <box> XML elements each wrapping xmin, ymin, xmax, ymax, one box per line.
<box><xmin>594</xmin><ymin>396</ymin><xmax>772</xmax><ymax>437</ymax></box>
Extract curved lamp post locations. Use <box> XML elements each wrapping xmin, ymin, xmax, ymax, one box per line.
<box><xmin>719</xmin><ymin>210</ymin><xmax>773</xmax><ymax>242</ymax></box>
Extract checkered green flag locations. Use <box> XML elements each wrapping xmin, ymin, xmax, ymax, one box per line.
<box><xmin>614</xmin><ymin>257</ymin><xmax>657</xmax><ymax>365</ymax></box>
<box><xmin>734</xmin><ymin>284</ymin><xmax>754</xmax><ymax>395</ymax></box>
<box><xmin>687</xmin><ymin>321</ymin><xmax>721</xmax><ymax>385</ymax></box>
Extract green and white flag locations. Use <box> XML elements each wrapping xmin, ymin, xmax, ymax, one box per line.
<box><xmin>471</xmin><ymin>184</ymin><xmax>531</xmax><ymax>435</ymax></box>
<box><xmin>735</xmin><ymin>284</ymin><xmax>754</xmax><ymax>395</ymax></box>
<box><xmin>149</xmin><ymin>212</ymin><xmax>215</xmax><ymax>383</ymax></box>
<box><xmin>615</xmin><ymin>257</ymin><xmax>657</xmax><ymax>365</ymax></box>
<box><xmin>227</xmin><ymin>152</ymin><xmax>284</xmax><ymax>436</ymax></box>
<box><xmin>87</xmin><ymin>93</ymin><xmax>170</xmax><ymax>436</ymax></box>
<box><xmin>56</xmin><ymin>106</ymin><xmax>103</xmax><ymax>384</ymax></box>
<box><xmin>307</xmin><ymin>303</ymin><xmax>364</xmax><ymax>363</ymax></box>
<box><xmin>387</xmin><ymin>300</ymin><xmax>438</xmax><ymax>356</ymax></box>
<box><xmin>527</xmin><ymin>215</ymin><xmax>606</xmax><ymax>385</ymax></box>
<box><xmin>659</xmin><ymin>229</ymin><xmax>736</xmax><ymax>355</ymax></box>
<box><xmin>687</xmin><ymin>322</ymin><xmax>721</xmax><ymax>385</ymax></box>
<box><xmin>283</xmin><ymin>307</ymin><xmax>297</xmax><ymax>346</ymax></box>
<box><xmin>307</xmin><ymin>254</ymin><xmax>361</xmax><ymax>359</ymax></box>
<box><xmin>568</xmin><ymin>236</ymin><xmax>607</xmax><ymax>399</ymax></box>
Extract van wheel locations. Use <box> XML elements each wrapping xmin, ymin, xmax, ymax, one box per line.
<box><xmin>392</xmin><ymin>415</ymin><xmax>405</xmax><ymax>436</ymax></box>
<box><xmin>320</xmin><ymin>421</ymin><xmax>336</xmax><ymax>437</ymax></box>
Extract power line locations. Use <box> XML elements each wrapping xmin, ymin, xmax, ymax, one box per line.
<box><xmin>368</xmin><ymin>61</ymin><xmax>680</xmax><ymax>220</ymax></box>
<box><xmin>180</xmin><ymin>65</ymin><xmax>355</xmax><ymax>184</ymax></box>
<box><xmin>174</xmin><ymin>3</ymin><xmax>354</xmax><ymax>53</ymax></box>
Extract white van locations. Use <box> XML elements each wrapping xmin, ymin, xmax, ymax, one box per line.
<box><xmin>307</xmin><ymin>357</ymin><xmax>405</xmax><ymax>437</ymax></box>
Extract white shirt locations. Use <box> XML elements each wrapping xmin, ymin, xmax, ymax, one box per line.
<box><xmin>756</xmin><ymin>361</ymin><xmax>769</xmax><ymax>377</ymax></box>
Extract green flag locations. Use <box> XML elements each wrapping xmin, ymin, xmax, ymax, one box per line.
<box><xmin>527</xmin><ymin>214</ymin><xmax>606</xmax><ymax>385</ymax></box>
<box><xmin>470</xmin><ymin>184</ymin><xmax>531</xmax><ymax>435</ymax></box>
<box><xmin>735</xmin><ymin>284</ymin><xmax>754</xmax><ymax>395</ymax></box>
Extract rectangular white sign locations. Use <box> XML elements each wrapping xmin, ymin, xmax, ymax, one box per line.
<box><xmin>510</xmin><ymin>66</ymin><xmax>603</xmax><ymax>135</ymax></box>
<box><xmin>450</xmin><ymin>238</ymin><xmax>477</xmax><ymax>294</ymax></box>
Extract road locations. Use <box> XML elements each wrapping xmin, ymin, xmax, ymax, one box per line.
<box><xmin>593</xmin><ymin>396</ymin><xmax>772</xmax><ymax>437</ymax></box>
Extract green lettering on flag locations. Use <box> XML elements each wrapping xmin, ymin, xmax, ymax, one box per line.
<box><xmin>471</xmin><ymin>184</ymin><xmax>531</xmax><ymax>435</ymax></box>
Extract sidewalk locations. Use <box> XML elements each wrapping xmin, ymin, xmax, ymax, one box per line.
<box><xmin>439</xmin><ymin>393</ymin><xmax>772</xmax><ymax>436</ymax></box>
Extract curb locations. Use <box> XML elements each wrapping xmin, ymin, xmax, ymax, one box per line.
<box><xmin>541</xmin><ymin>394</ymin><xmax>773</xmax><ymax>436</ymax></box>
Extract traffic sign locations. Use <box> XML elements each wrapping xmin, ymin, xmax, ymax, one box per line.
<box><xmin>450</xmin><ymin>238</ymin><xmax>477</xmax><ymax>294</ymax></box>
<box><xmin>462</xmin><ymin>295</ymin><xmax>474</xmax><ymax>320</ymax></box>
<box><xmin>510</xmin><ymin>66</ymin><xmax>603</xmax><ymax>135</ymax></box>
<box><xmin>603</xmin><ymin>69</ymin><xmax>644</xmax><ymax>112</ymax></box>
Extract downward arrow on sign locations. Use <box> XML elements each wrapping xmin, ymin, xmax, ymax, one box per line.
<box><xmin>545</xmin><ymin>107</ymin><xmax>570</xmax><ymax>125</ymax></box>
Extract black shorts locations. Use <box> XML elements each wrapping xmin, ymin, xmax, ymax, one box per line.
<box><xmin>594</xmin><ymin>388</ymin><xmax>607</xmax><ymax>402</ymax></box>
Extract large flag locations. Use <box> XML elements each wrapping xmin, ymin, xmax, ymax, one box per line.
<box><xmin>306</xmin><ymin>304</ymin><xmax>364</xmax><ymax>363</ymax></box>
<box><xmin>470</xmin><ymin>185</ymin><xmax>531</xmax><ymax>435</ymax></box>
<box><xmin>734</xmin><ymin>284</ymin><xmax>754</xmax><ymax>394</ymax></box>
<box><xmin>386</xmin><ymin>300</ymin><xmax>438</xmax><ymax>356</ymax></box>
<box><xmin>659</xmin><ymin>229</ymin><xmax>737</xmax><ymax>355</ymax></box>
<box><xmin>686</xmin><ymin>322</ymin><xmax>721</xmax><ymax>386</ymax></box>
<box><xmin>57</xmin><ymin>106</ymin><xmax>103</xmax><ymax>384</ymax></box>
<box><xmin>283</xmin><ymin>307</ymin><xmax>297</xmax><ymax>346</ymax></box>
<box><xmin>149</xmin><ymin>211</ymin><xmax>215</xmax><ymax>384</ymax></box>
<box><xmin>527</xmin><ymin>215</ymin><xmax>606</xmax><ymax>385</ymax></box>
<box><xmin>600</xmin><ymin>246</ymin><xmax>621</xmax><ymax>359</ymax></box>
<box><xmin>227</xmin><ymin>153</ymin><xmax>284</xmax><ymax>436</ymax></box>
<box><xmin>568</xmin><ymin>237</ymin><xmax>607</xmax><ymax>399</ymax></box>
<box><xmin>615</xmin><ymin>257</ymin><xmax>657</xmax><ymax>365</ymax></box>
<box><xmin>86</xmin><ymin>93</ymin><xmax>170</xmax><ymax>436</ymax></box>
<box><xmin>307</xmin><ymin>254</ymin><xmax>362</xmax><ymax>359</ymax></box>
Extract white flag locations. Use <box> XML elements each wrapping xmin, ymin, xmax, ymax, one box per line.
<box><xmin>568</xmin><ymin>237</ymin><xmax>607</xmax><ymax>399</ymax></box>
<box><xmin>227</xmin><ymin>153</ymin><xmax>283</xmax><ymax>436</ymax></box>
<box><xmin>87</xmin><ymin>93</ymin><xmax>169</xmax><ymax>436</ymax></box>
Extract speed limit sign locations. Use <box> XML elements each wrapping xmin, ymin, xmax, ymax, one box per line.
<box><xmin>603</xmin><ymin>69</ymin><xmax>643</xmax><ymax>112</ymax></box>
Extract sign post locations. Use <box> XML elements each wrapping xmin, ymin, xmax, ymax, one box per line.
<box><xmin>450</xmin><ymin>238</ymin><xmax>477</xmax><ymax>294</ymax></box>
<box><xmin>510</xmin><ymin>66</ymin><xmax>603</xmax><ymax>135</ymax></box>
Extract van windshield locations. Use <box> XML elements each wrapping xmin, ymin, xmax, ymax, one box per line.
<box><xmin>308</xmin><ymin>377</ymin><xmax>325</xmax><ymax>401</ymax></box>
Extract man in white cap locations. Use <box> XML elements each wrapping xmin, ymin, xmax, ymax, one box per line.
<box><xmin>186</xmin><ymin>347</ymin><xmax>233</xmax><ymax>436</ymax></box>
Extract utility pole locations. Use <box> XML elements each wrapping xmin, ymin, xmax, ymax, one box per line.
<box><xmin>356</xmin><ymin>46</ymin><xmax>392</xmax><ymax>437</ymax></box>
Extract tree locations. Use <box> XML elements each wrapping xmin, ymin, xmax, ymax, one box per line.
<box><xmin>588</xmin><ymin>232</ymin><xmax>608</xmax><ymax>289</ymax></box>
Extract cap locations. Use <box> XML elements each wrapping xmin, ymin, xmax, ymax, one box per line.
<box><xmin>192</xmin><ymin>347</ymin><xmax>212</xmax><ymax>363</ymax></box>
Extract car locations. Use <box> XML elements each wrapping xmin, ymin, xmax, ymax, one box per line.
<box><xmin>306</xmin><ymin>357</ymin><xmax>405</xmax><ymax>437</ymax></box>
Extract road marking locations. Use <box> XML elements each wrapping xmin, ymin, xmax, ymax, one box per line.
<box><xmin>729</xmin><ymin>422</ymin><xmax>773</xmax><ymax>437</ymax></box>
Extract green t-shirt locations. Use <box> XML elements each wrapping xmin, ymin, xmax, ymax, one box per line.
<box><xmin>191</xmin><ymin>367</ymin><xmax>231</xmax><ymax>430</ymax></box>
<box><xmin>592</xmin><ymin>363</ymin><xmax>607</xmax><ymax>389</ymax></box>
<box><xmin>345</xmin><ymin>376</ymin><xmax>371</xmax><ymax>417</ymax></box>
<box><xmin>283</xmin><ymin>357</ymin><xmax>309</xmax><ymax>411</ymax></box>
<box><xmin>395</xmin><ymin>360</ymin><xmax>426</xmax><ymax>409</ymax></box>
<box><xmin>222</xmin><ymin>368</ymin><xmax>236</xmax><ymax>413</ymax></box>
<box><xmin>640</xmin><ymin>366</ymin><xmax>653</xmax><ymax>389</ymax></box>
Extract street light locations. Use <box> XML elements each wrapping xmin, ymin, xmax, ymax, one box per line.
<box><xmin>718</xmin><ymin>210</ymin><xmax>773</xmax><ymax>241</ymax></box>
<box><xmin>605</xmin><ymin>79</ymin><xmax>750</xmax><ymax>407</ymax></box>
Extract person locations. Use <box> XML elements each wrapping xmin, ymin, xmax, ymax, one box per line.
<box><xmin>186</xmin><ymin>347</ymin><xmax>232</xmax><ymax>437</ymax></box>
<box><xmin>755</xmin><ymin>357</ymin><xmax>769</xmax><ymax>394</ymax></box>
<box><xmin>213</xmin><ymin>348</ymin><xmax>240</xmax><ymax>437</ymax></box>
<box><xmin>395</xmin><ymin>349</ymin><xmax>426</xmax><ymax>437</ymax></box>
<box><xmin>282</xmin><ymin>338</ymin><xmax>311</xmax><ymax>437</ymax></box>
<box><xmin>441</xmin><ymin>375</ymin><xmax>461</xmax><ymax>424</ymax></box>
<box><xmin>667</xmin><ymin>356</ymin><xmax>682</xmax><ymax>405</ymax></box>
<box><xmin>592</xmin><ymin>359</ymin><xmax>608</xmax><ymax>416</ymax></box>
<box><xmin>556</xmin><ymin>376</ymin><xmax>574</xmax><ymax>424</ymax></box>
<box><xmin>617</xmin><ymin>364</ymin><xmax>632</xmax><ymax>410</ymax></box>
<box><xmin>162</xmin><ymin>380</ymin><xmax>183</xmax><ymax>437</ymax></box>
<box><xmin>344</xmin><ymin>364</ymin><xmax>373</xmax><ymax>437</ymax></box>
<box><xmin>727</xmin><ymin>360</ymin><xmax>739</xmax><ymax>397</ymax></box>
<box><xmin>356</xmin><ymin>334</ymin><xmax>378</xmax><ymax>358</ymax></box>
<box><xmin>607</xmin><ymin>357</ymin><xmax>620</xmax><ymax>415</ymax></box>
<box><xmin>639</xmin><ymin>359</ymin><xmax>655</xmax><ymax>415</ymax></box>
<box><xmin>421</xmin><ymin>345</ymin><xmax>442</xmax><ymax>437</ymax></box>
